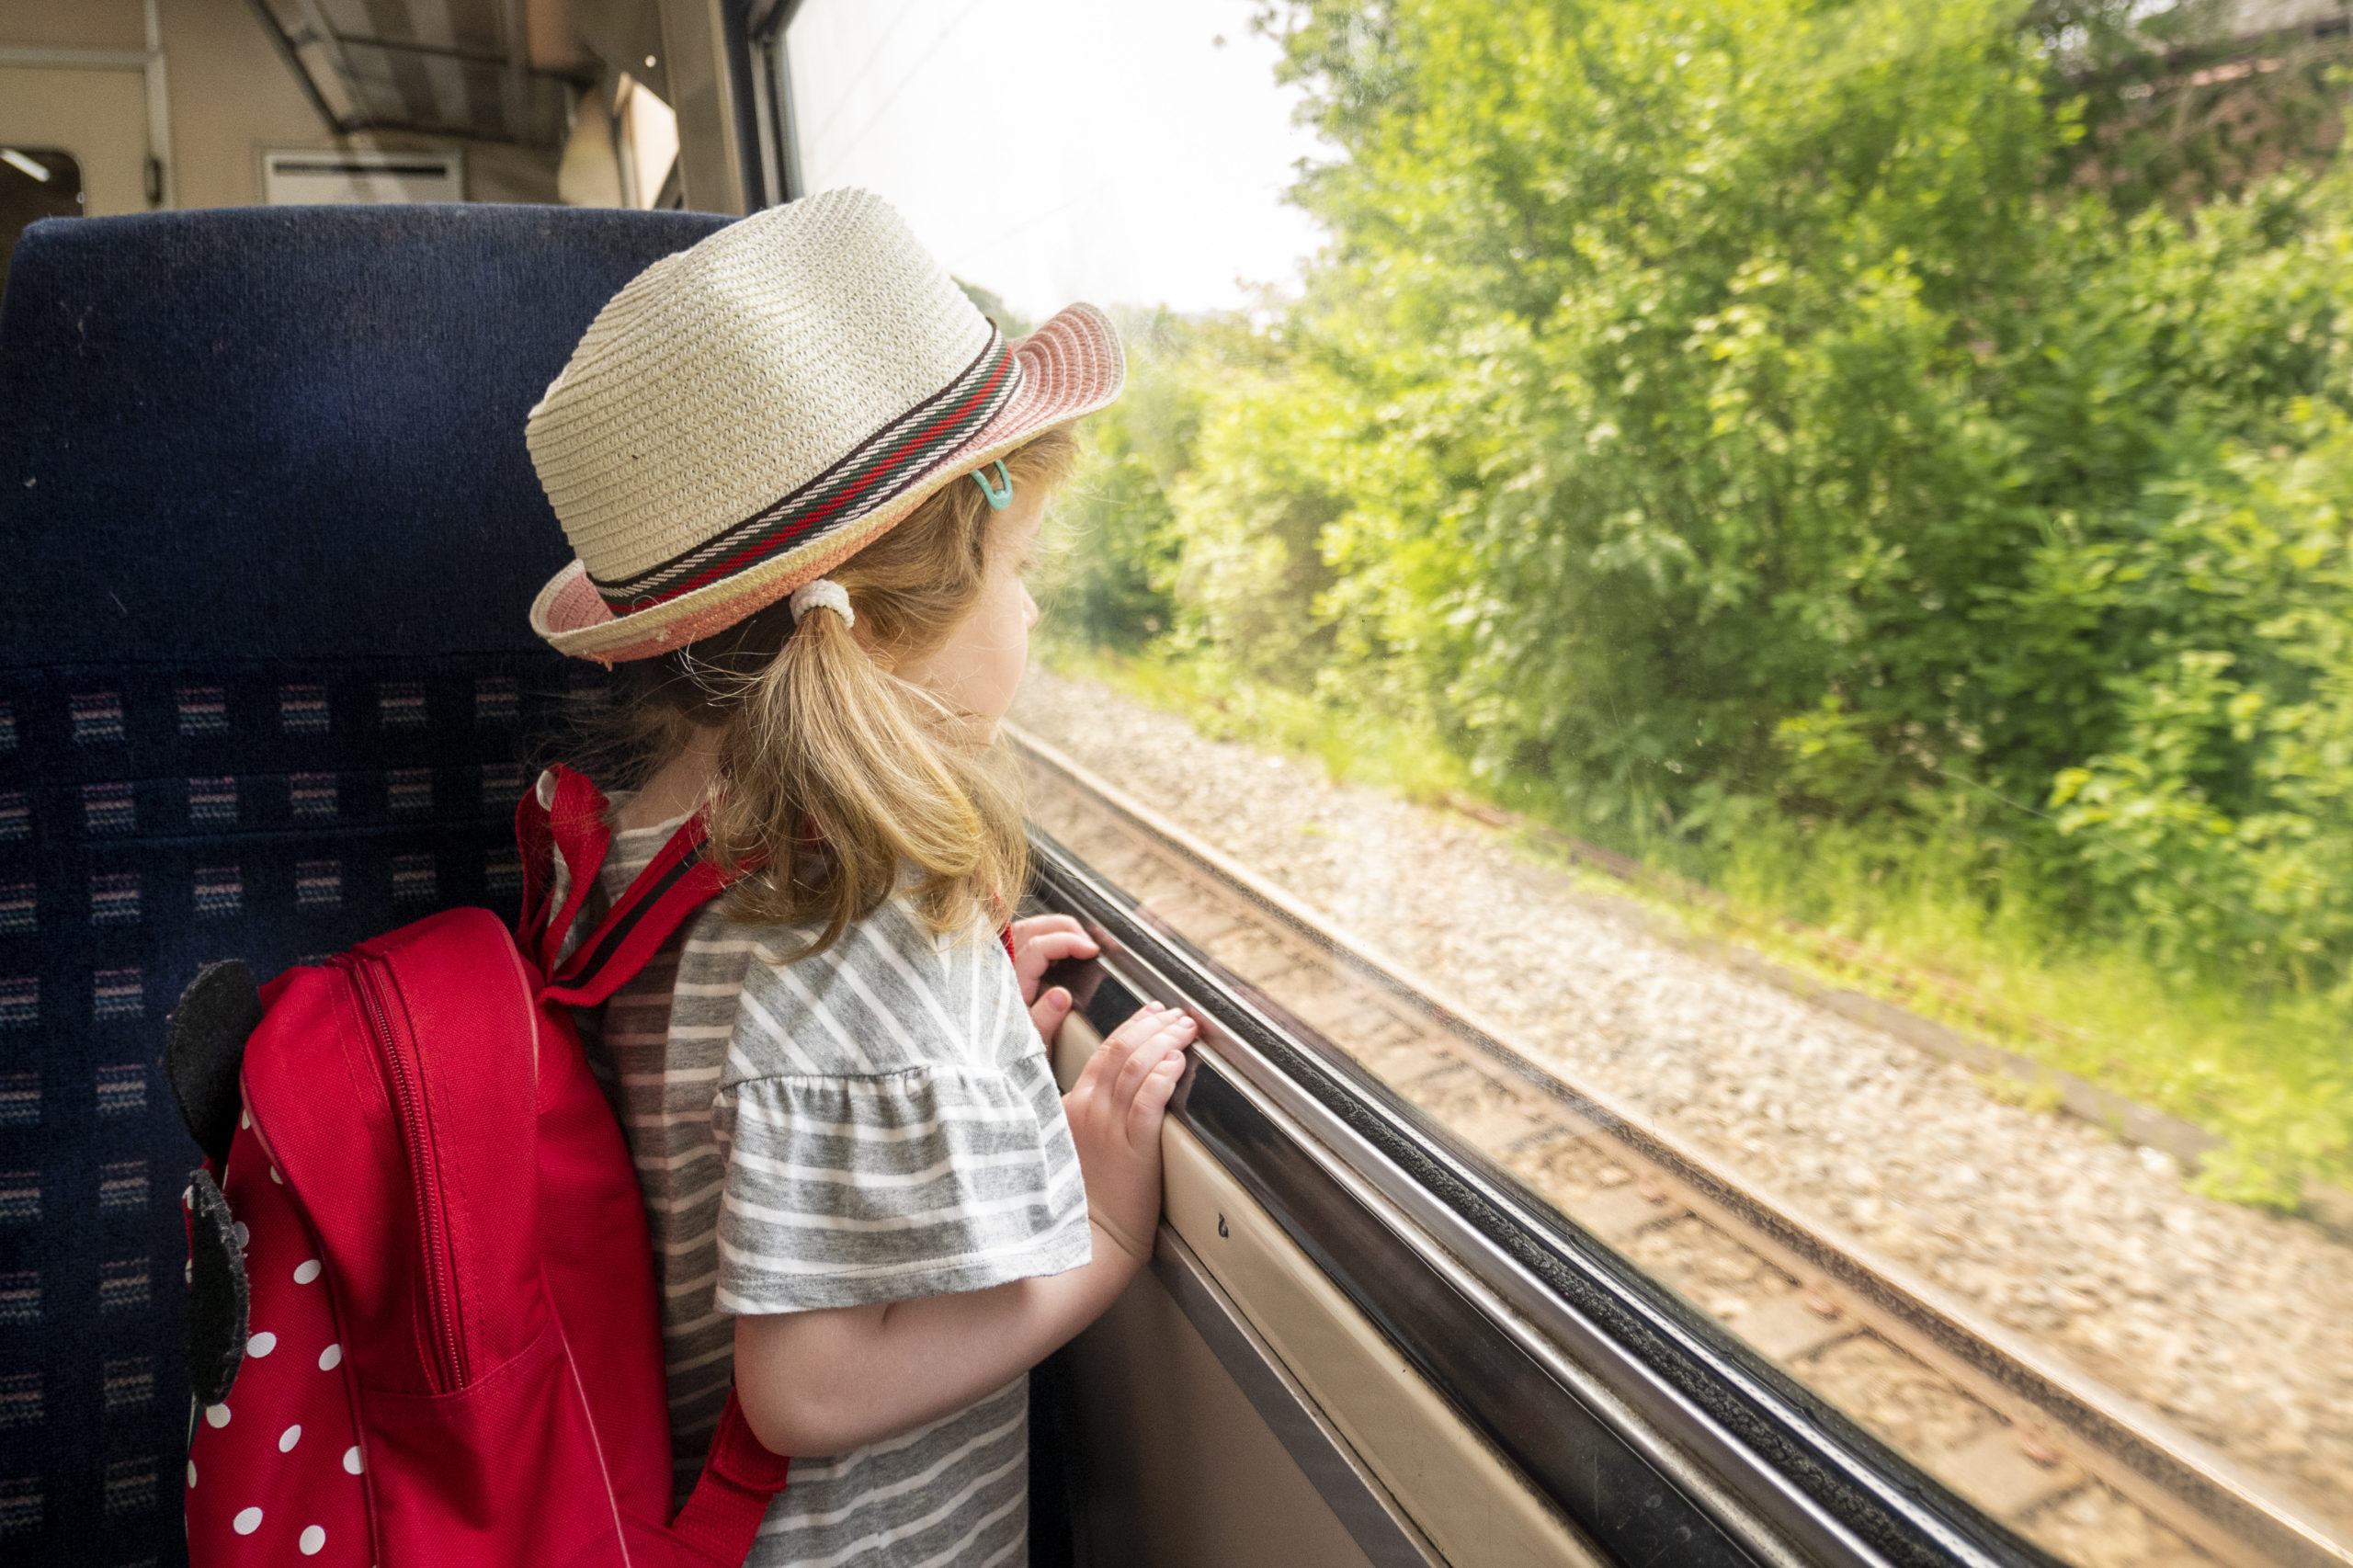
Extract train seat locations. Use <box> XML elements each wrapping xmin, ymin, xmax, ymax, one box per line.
<box><xmin>0</xmin><ymin>203</ymin><xmax>728</xmax><ymax>1567</ymax></box>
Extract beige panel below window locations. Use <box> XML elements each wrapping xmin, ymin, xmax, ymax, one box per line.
<box><xmin>1063</xmin><ymin>1260</ymin><xmax>1383</xmax><ymax>1568</ymax></box>
<box><xmin>1161</xmin><ymin>1120</ymin><xmax>1604</xmax><ymax>1568</ymax></box>
<box><xmin>1053</xmin><ymin>1012</ymin><xmax>1602</xmax><ymax>1566</ymax></box>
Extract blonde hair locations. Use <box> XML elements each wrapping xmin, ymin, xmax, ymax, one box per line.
<box><xmin>611</xmin><ymin>427</ymin><xmax>1077</xmax><ymax>958</ymax></box>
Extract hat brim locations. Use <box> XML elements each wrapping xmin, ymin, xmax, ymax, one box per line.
<box><xmin>529</xmin><ymin>301</ymin><xmax>1124</xmax><ymax>663</ymax></box>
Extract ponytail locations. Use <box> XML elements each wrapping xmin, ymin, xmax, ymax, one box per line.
<box><xmin>614</xmin><ymin>426</ymin><xmax>1074</xmax><ymax>958</ymax></box>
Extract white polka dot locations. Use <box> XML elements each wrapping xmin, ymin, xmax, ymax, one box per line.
<box><xmin>184</xmin><ymin>1260</ymin><xmax>193</xmax><ymax>1285</ymax></box>
<box><xmin>293</xmin><ymin>1258</ymin><xmax>322</xmax><ymax>1285</ymax></box>
<box><xmin>245</xmin><ymin>1331</ymin><xmax>277</xmax><ymax>1358</ymax></box>
<box><xmin>278</xmin><ymin>1423</ymin><xmax>301</xmax><ymax>1452</ymax></box>
<box><xmin>318</xmin><ymin>1343</ymin><xmax>342</xmax><ymax>1371</ymax></box>
<box><xmin>182</xmin><ymin>1186</ymin><xmax>193</xmax><ymax>1210</ymax></box>
<box><xmin>232</xmin><ymin>1221</ymin><xmax>249</xmax><ymax>1248</ymax></box>
<box><xmin>241</xmin><ymin>1108</ymin><xmax>251</xmax><ymax>1130</ymax></box>
<box><xmin>342</xmin><ymin>1446</ymin><xmax>363</xmax><ymax>1475</ymax></box>
<box><xmin>186</xmin><ymin>1460</ymin><xmax>197</xmax><ymax>1488</ymax></box>
<box><xmin>233</xmin><ymin>1506</ymin><xmax>262</xmax><ymax>1535</ymax></box>
<box><xmin>300</xmin><ymin>1525</ymin><xmax>326</xmax><ymax>1555</ymax></box>
<box><xmin>203</xmin><ymin>1403</ymin><xmax>230</xmax><ymax>1428</ymax></box>
<box><xmin>269</xmin><ymin>1166</ymin><xmax>284</xmax><ymax>1185</ymax></box>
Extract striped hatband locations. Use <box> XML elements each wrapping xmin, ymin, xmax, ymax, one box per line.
<box><xmin>591</xmin><ymin>330</ymin><xmax>1018</xmax><ymax>613</ymax></box>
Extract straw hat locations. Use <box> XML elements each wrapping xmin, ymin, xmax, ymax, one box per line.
<box><xmin>525</xmin><ymin>187</ymin><xmax>1124</xmax><ymax>663</ymax></box>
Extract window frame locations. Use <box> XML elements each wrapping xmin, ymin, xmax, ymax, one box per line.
<box><xmin>738</xmin><ymin>0</ymin><xmax>808</xmax><ymax>208</ymax></box>
<box><xmin>1027</xmin><ymin>824</ymin><xmax>2050</xmax><ymax>1568</ymax></box>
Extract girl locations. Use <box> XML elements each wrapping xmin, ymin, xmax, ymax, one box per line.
<box><xmin>521</xmin><ymin>188</ymin><xmax>1187</xmax><ymax>1565</ymax></box>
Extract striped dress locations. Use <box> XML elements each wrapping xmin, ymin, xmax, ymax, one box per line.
<box><xmin>551</xmin><ymin>803</ymin><xmax>1093</xmax><ymax>1567</ymax></box>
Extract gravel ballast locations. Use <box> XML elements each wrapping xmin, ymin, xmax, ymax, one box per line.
<box><xmin>1009</xmin><ymin>665</ymin><xmax>2353</xmax><ymax>1537</ymax></box>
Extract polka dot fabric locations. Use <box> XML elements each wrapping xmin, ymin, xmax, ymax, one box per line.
<box><xmin>185</xmin><ymin>1111</ymin><xmax>368</xmax><ymax>1564</ymax></box>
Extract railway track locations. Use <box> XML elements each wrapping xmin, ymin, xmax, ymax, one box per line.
<box><xmin>1009</xmin><ymin>723</ymin><xmax>2353</xmax><ymax>1568</ymax></box>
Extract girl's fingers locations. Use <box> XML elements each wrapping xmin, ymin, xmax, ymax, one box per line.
<box><xmin>1103</xmin><ymin>1001</ymin><xmax>1166</xmax><ymax>1052</ymax></box>
<box><xmin>1028</xmin><ymin>985</ymin><xmax>1074</xmax><ymax>1041</ymax></box>
<box><xmin>1078</xmin><ymin>1002</ymin><xmax>1190</xmax><ymax>1108</ymax></box>
<box><xmin>1012</xmin><ymin>917</ymin><xmax>1095</xmax><ymax>963</ymax></box>
<box><xmin>1074</xmin><ymin>1003</ymin><xmax>1157</xmax><ymax>1095</ymax></box>
<box><xmin>1125</xmin><ymin>1053</ymin><xmax>1186</xmax><ymax>1143</ymax></box>
<box><xmin>1020</xmin><ymin>931</ymin><xmax>1098</xmax><ymax>970</ymax></box>
<box><xmin>1111</xmin><ymin>1016</ymin><xmax>1194</xmax><ymax>1103</ymax></box>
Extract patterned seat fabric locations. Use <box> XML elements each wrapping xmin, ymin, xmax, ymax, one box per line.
<box><xmin>0</xmin><ymin>204</ymin><xmax>731</xmax><ymax>1567</ymax></box>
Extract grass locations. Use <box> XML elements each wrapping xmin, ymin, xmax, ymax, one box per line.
<box><xmin>1699</xmin><ymin>819</ymin><xmax>2353</xmax><ymax>1206</ymax></box>
<box><xmin>1035</xmin><ymin>640</ymin><xmax>1474</xmax><ymax>803</ymax></box>
<box><xmin>1036</xmin><ymin>639</ymin><xmax>2353</xmax><ymax>1210</ymax></box>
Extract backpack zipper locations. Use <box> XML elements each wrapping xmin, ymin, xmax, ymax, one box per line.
<box><xmin>346</xmin><ymin>954</ymin><xmax>468</xmax><ymax>1392</ymax></box>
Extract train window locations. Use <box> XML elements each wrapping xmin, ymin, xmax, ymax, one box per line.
<box><xmin>768</xmin><ymin>3</ymin><xmax>2353</xmax><ymax>1566</ymax></box>
<box><xmin>0</xmin><ymin>146</ymin><xmax>81</xmax><ymax>295</ymax></box>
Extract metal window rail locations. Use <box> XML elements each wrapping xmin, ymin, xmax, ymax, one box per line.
<box><xmin>1027</xmin><ymin>829</ymin><xmax>2054</xmax><ymax>1568</ymax></box>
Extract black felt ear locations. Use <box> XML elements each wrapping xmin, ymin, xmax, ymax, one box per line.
<box><xmin>165</xmin><ymin>961</ymin><xmax>263</xmax><ymax>1166</ymax></box>
<box><xmin>186</xmin><ymin>1167</ymin><xmax>248</xmax><ymax>1407</ymax></box>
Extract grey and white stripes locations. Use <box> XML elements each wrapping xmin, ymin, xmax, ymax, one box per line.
<box><xmin>555</xmin><ymin>809</ymin><xmax>1089</xmax><ymax>1566</ymax></box>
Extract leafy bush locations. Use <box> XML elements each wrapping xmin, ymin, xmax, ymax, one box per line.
<box><xmin>1045</xmin><ymin>0</ymin><xmax>2353</xmax><ymax>1189</ymax></box>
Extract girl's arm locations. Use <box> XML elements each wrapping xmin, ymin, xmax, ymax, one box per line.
<box><xmin>733</xmin><ymin>1002</ymin><xmax>1194</xmax><ymax>1457</ymax></box>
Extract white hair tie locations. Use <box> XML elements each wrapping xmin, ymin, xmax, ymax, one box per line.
<box><xmin>789</xmin><ymin>577</ymin><xmax>854</xmax><ymax>629</ymax></box>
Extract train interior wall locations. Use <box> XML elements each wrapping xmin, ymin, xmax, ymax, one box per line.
<box><xmin>1054</xmin><ymin>1260</ymin><xmax>1380</xmax><ymax>1568</ymax></box>
<box><xmin>1</xmin><ymin>0</ymin><xmax>562</xmax><ymax>213</ymax></box>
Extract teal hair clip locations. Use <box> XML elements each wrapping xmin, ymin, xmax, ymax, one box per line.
<box><xmin>972</xmin><ymin>460</ymin><xmax>1014</xmax><ymax>511</ymax></box>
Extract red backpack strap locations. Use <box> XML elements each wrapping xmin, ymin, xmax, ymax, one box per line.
<box><xmin>669</xmin><ymin>1390</ymin><xmax>793</xmax><ymax>1561</ymax></box>
<box><xmin>522</xmin><ymin>789</ymin><xmax>790</xmax><ymax>1548</ymax></box>
<box><xmin>516</xmin><ymin>763</ymin><xmax>616</xmax><ymax>973</ymax></box>
<box><xmin>539</xmin><ymin>812</ymin><xmax>731</xmax><ymax>1008</ymax></box>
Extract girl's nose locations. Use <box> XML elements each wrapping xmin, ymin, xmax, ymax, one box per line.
<box><xmin>1022</xmin><ymin>584</ymin><xmax>1040</xmax><ymax>630</ymax></box>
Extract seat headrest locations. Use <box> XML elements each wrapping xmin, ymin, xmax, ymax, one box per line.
<box><xmin>0</xmin><ymin>204</ymin><xmax>733</xmax><ymax>665</ymax></box>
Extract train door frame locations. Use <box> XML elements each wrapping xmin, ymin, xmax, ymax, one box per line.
<box><xmin>739</xmin><ymin>0</ymin><xmax>807</xmax><ymax>206</ymax></box>
<box><xmin>646</xmin><ymin>0</ymin><xmax>807</xmax><ymax>215</ymax></box>
<box><xmin>0</xmin><ymin>0</ymin><xmax>175</xmax><ymax>211</ymax></box>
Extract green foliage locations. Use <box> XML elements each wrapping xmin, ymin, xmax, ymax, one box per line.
<box><xmin>1035</xmin><ymin>309</ymin><xmax>1193</xmax><ymax>649</ymax></box>
<box><xmin>1040</xmin><ymin>643</ymin><xmax>1472</xmax><ymax>803</ymax></box>
<box><xmin>1044</xmin><ymin>0</ymin><xmax>2353</xmax><ymax>1192</ymax></box>
<box><xmin>2047</xmin><ymin>415</ymin><xmax>2353</xmax><ymax>998</ymax></box>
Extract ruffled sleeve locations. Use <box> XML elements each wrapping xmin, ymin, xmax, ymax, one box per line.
<box><xmin>707</xmin><ymin>901</ymin><xmax>1091</xmax><ymax>1313</ymax></box>
<box><xmin>712</xmin><ymin>1063</ymin><xmax>1091</xmax><ymax>1312</ymax></box>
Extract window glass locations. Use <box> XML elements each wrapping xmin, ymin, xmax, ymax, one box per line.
<box><xmin>791</xmin><ymin>3</ymin><xmax>2352</xmax><ymax>1562</ymax></box>
<box><xmin>0</xmin><ymin>147</ymin><xmax>84</xmax><ymax>298</ymax></box>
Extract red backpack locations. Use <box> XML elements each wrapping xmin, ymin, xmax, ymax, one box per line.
<box><xmin>169</xmin><ymin>766</ymin><xmax>790</xmax><ymax>1567</ymax></box>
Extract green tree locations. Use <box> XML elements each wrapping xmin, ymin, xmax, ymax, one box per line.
<box><xmin>1054</xmin><ymin>0</ymin><xmax>2353</xmax><ymax>1187</ymax></box>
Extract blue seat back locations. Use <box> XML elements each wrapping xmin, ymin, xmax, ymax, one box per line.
<box><xmin>0</xmin><ymin>203</ymin><xmax>731</xmax><ymax>1566</ymax></box>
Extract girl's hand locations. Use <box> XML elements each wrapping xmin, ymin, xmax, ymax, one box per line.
<box><xmin>1010</xmin><ymin>914</ymin><xmax>1100</xmax><ymax>1042</ymax></box>
<box><xmin>738</xmin><ymin>997</ymin><xmax>1196</xmax><ymax>1456</ymax></box>
<box><xmin>1063</xmin><ymin>1001</ymin><xmax>1192</xmax><ymax>1266</ymax></box>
